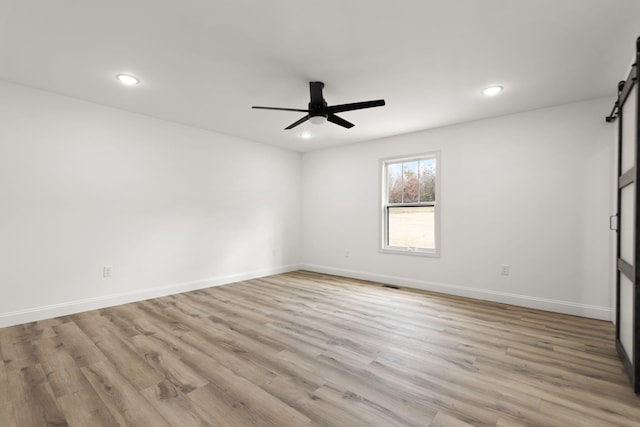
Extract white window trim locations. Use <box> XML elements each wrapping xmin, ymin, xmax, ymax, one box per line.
<box><xmin>379</xmin><ymin>151</ymin><xmax>441</xmax><ymax>258</ymax></box>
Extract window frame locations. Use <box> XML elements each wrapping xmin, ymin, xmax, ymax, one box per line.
<box><xmin>380</xmin><ymin>151</ymin><xmax>441</xmax><ymax>257</ymax></box>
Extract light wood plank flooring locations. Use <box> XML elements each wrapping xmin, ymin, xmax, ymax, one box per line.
<box><xmin>1</xmin><ymin>270</ymin><xmax>639</xmax><ymax>426</ymax></box>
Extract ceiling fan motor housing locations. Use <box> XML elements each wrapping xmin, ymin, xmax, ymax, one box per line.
<box><xmin>309</xmin><ymin>81</ymin><xmax>328</xmax><ymax>118</ymax></box>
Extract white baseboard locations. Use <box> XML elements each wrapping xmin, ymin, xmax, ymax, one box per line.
<box><xmin>0</xmin><ymin>264</ymin><xmax>301</xmax><ymax>328</ymax></box>
<box><xmin>1</xmin><ymin>263</ymin><xmax>611</xmax><ymax>328</ymax></box>
<box><xmin>301</xmin><ymin>264</ymin><xmax>613</xmax><ymax>321</ymax></box>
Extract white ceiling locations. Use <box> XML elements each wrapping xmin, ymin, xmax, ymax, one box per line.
<box><xmin>1</xmin><ymin>0</ymin><xmax>639</xmax><ymax>152</ymax></box>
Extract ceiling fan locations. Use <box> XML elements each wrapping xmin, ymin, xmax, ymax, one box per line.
<box><xmin>252</xmin><ymin>82</ymin><xmax>385</xmax><ymax>130</ymax></box>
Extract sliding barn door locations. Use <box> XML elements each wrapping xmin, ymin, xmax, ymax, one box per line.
<box><xmin>612</xmin><ymin>37</ymin><xmax>640</xmax><ymax>394</ymax></box>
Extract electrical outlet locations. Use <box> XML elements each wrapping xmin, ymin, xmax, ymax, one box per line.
<box><xmin>271</xmin><ymin>249</ymin><xmax>276</xmax><ymax>257</ymax></box>
<box><xmin>345</xmin><ymin>250</ymin><xmax>350</xmax><ymax>258</ymax></box>
<box><xmin>501</xmin><ymin>265</ymin><xmax>510</xmax><ymax>276</ymax></box>
<box><xmin>103</xmin><ymin>266</ymin><xmax>112</xmax><ymax>278</ymax></box>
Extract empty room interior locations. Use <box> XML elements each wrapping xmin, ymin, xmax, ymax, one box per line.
<box><xmin>2</xmin><ymin>1</ymin><xmax>640</xmax><ymax>426</ymax></box>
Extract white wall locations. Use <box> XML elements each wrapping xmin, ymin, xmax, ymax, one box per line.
<box><xmin>0</xmin><ymin>81</ymin><xmax>616</xmax><ymax>326</ymax></box>
<box><xmin>0</xmin><ymin>81</ymin><xmax>301</xmax><ymax>327</ymax></box>
<box><xmin>301</xmin><ymin>98</ymin><xmax>615</xmax><ymax>320</ymax></box>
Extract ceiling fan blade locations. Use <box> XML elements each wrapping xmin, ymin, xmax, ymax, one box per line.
<box><xmin>327</xmin><ymin>114</ymin><xmax>354</xmax><ymax>129</ymax></box>
<box><xmin>309</xmin><ymin>82</ymin><xmax>325</xmax><ymax>105</ymax></box>
<box><xmin>252</xmin><ymin>106</ymin><xmax>309</xmax><ymax>112</ymax></box>
<box><xmin>327</xmin><ymin>99</ymin><xmax>386</xmax><ymax>114</ymax></box>
<box><xmin>285</xmin><ymin>115</ymin><xmax>311</xmax><ymax>130</ymax></box>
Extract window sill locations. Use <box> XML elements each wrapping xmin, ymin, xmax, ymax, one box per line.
<box><xmin>379</xmin><ymin>247</ymin><xmax>439</xmax><ymax>258</ymax></box>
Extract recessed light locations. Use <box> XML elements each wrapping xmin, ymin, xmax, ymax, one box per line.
<box><xmin>482</xmin><ymin>85</ymin><xmax>503</xmax><ymax>96</ymax></box>
<box><xmin>299</xmin><ymin>131</ymin><xmax>312</xmax><ymax>139</ymax></box>
<box><xmin>116</xmin><ymin>74</ymin><xmax>139</xmax><ymax>86</ymax></box>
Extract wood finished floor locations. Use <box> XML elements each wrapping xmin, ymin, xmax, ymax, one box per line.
<box><xmin>0</xmin><ymin>271</ymin><xmax>639</xmax><ymax>426</ymax></box>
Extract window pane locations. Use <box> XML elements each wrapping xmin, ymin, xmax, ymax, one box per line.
<box><xmin>387</xmin><ymin>162</ymin><xmax>403</xmax><ymax>203</ymax></box>
<box><xmin>387</xmin><ymin>206</ymin><xmax>435</xmax><ymax>249</ymax></box>
<box><xmin>419</xmin><ymin>158</ymin><xmax>436</xmax><ymax>202</ymax></box>
<box><xmin>402</xmin><ymin>161</ymin><xmax>419</xmax><ymax>203</ymax></box>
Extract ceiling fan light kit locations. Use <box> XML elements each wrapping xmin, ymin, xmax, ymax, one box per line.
<box><xmin>309</xmin><ymin>115</ymin><xmax>327</xmax><ymax>125</ymax></box>
<box><xmin>252</xmin><ymin>82</ymin><xmax>385</xmax><ymax>130</ymax></box>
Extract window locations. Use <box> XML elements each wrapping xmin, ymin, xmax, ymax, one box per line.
<box><xmin>381</xmin><ymin>152</ymin><xmax>439</xmax><ymax>256</ymax></box>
